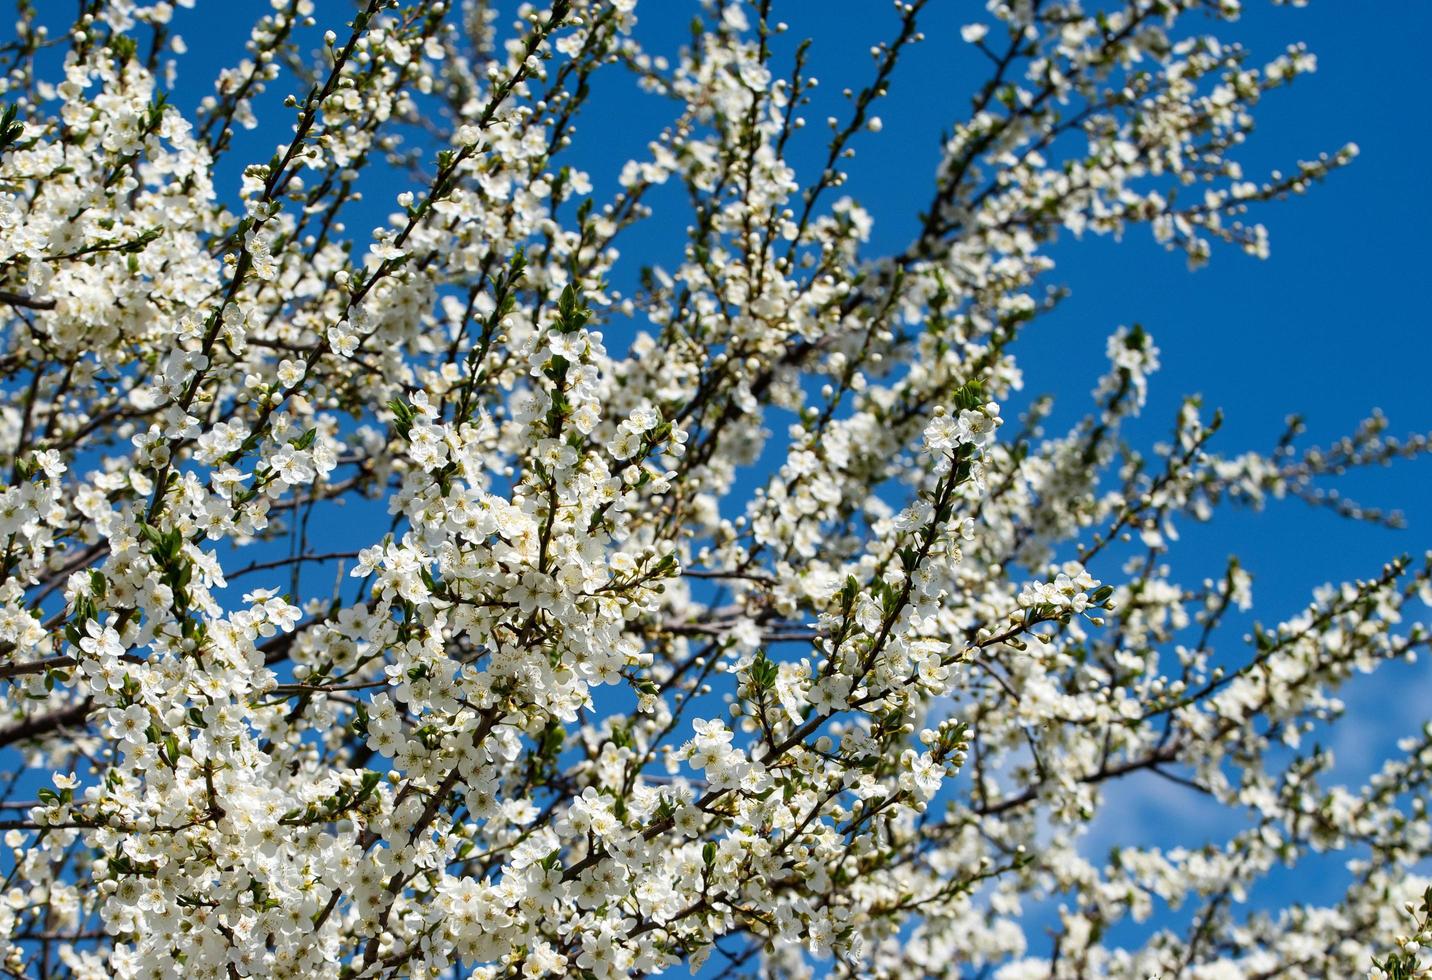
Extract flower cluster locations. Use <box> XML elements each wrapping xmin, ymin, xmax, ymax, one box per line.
<box><xmin>0</xmin><ymin>1</ymin><xmax>1425</xmax><ymax>978</ymax></box>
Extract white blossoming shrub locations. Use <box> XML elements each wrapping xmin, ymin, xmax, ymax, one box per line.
<box><xmin>0</xmin><ymin>1</ymin><xmax>1426</xmax><ymax>977</ymax></box>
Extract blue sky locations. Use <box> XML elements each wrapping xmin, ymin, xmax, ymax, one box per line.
<box><xmin>12</xmin><ymin>0</ymin><xmax>1431</xmax><ymax>969</ymax></box>
<box><xmin>568</xmin><ymin>2</ymin><xmax>1432</xmax><ymax>945</ymax></box>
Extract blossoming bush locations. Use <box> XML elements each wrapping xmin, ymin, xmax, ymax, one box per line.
<box><xmin>0</xmin><ymin>0</ymin><xmax>1427</xmax><ymax>977</ymax></box>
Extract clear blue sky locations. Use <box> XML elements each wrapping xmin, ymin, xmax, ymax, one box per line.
<box><xmin>565</xmin><ymin>4</ymin><xmax>1432</xmax><ymax>943</ymax></box>
<box><xmin>29</xmin><ymin>0</ymin><xmax>1432</xmax><ymax>967</ymax></box>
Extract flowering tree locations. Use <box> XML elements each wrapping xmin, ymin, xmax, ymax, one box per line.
<box><xmin>0</xmin><ymin>0</ymin><xmax>1427</xmax><ymax>976</ymax></box>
